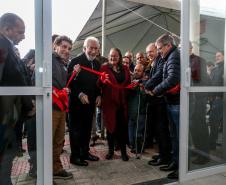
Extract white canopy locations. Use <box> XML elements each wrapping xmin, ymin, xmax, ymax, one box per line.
<box><xmin>70</xmin><ymin>0</ymin><xmax>225</xmax><ymax>62</ymax></box>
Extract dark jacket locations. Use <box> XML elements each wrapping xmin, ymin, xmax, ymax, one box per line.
<box><xmin>190</xmin><ymin>54</ymin><xmax>211</xmax><ymax>100</ymax></box>
<box><xmin>129</xmin><ymin>62</ymin><xmax>135</xmax><ymax>73</ymax></box>
<box><xmin>145</xmin><ymin>55</ymin><xmax>166</xmax><ymax>105</ymax></box>
<box><xmin>0</xmin><ymin>33</ymin><xmax>33</xmax><ymax>122</ymax></box>
<box><xmin>52</xmin><ymin>52</ymin><xmax>68</xmax><ymax>111</ymax></box>
<box><xmin>211</xmin><ymin>61</ymin><xmax>224</xmax><ymax>98</ymax></box>
<box><xmin>153</xmin><ymin>46</ymin><xmax>180</xmax><ymax>105</ymax></box>
<box><xmin>68</xmin><ymin>52</ymin><xmax>101</xmax><ymax>112</ymax></box>
<box><xmin>128</xmin><ymin>79</ymin><xmax>148</xmax><ymax>120</ymax></box>
<box><xmin>0</xmin><ymin>33</ymin><xmax>31</xmax><ymax>87</ymax></box>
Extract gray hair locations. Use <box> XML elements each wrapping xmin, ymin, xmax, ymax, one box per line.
<box><xmin>83</xmin><ymin>36</ymin><xmax>100</xmax><ymax>51</ymax></box>
<box><xmin>0</xmin><ymin>13</ymin><xmax>24</xmax><ymax>32</ymax></box>
<box><xmin>155</xmin><ymin>34</ymin><xmax>176</xmax><ymax>47</ymax></box>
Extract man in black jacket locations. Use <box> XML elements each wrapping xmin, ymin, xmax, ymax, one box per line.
<box><xmin>0</xmin><ymin>13</ymin><xmax>35</xmax><ymax>185</ymax></box>
<box><xmin>68</xmin><ymin>36</ymin><xmax>101</xmax><ymax>166</ymax></box>
<box><xmin>145</xmin><ymin>43</ymin><xmax>172</xmax><ymax>167</ymax></box>
<box><xmin>147</xmin><ymin>35</ymin><xmax>180</xmax><ymax>179</ymax></box>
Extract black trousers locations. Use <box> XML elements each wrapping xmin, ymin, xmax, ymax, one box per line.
<box><xmin>107</xmin><ymin>106</ymin><xmax>127</xmax><ymax>153</ymax></box>
<box><xmin>147</xmin><ymin>103</ymin><xmax>172</xmax><ymax>161</ymax></box>
<box><xmin>69</xmin><ymin>103</ymin><xmax>94</xmax><ymax>160</ymax></box>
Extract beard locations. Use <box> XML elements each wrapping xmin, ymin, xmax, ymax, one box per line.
<box><xmin>86</xmin><ymin>53</ymin><xmax>96</xmax><ymax>61</ymax></box>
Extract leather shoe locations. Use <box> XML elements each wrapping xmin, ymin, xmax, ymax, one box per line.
<box><xmin>160</xmin><ymin>162</ymin><xmax>178</xmax><ymax>171</ymax></box>
<box><xmin>106</xmin><ymin>151</ymin><xmax>114</xmax><ymax>159</ymax></box>
<box><xmin>83</xmin><ymin>153</ymin><xmax>99</xmax><ymax>161</ymax></box>
<box><xmin>167</xmin><ymin>170</ymin><xmax>178</xmax><ymax>179</ymax></box>
<box><xmin>70</xmin><ymin>158</ymin><xmax>88</xmax><ymax>166</ymax></box>
<box><xmin>122</xmin><ymin>153</ymin><xmax>129</xmax><ymax>161</ymax></box>
<box><xmin>148</xmin><ymin>158</ymin><xmax>169</xmax><ymax>166</ymax></box>
<box><xmin>192</xmin><ymin>155</ymin><xmax>210</xmax><ymax>165</ymax></box>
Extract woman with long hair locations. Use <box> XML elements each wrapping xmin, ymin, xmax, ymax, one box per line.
<box><xmin>97</xmin><ymin>48</ymin><xmax>131</xmax><ymax>161</ymax></box>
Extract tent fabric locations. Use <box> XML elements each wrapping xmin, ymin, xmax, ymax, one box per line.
<box><xmin>70</xmin><ymin>0</ymin><xmax>181</xmax><ymax>58</ymax></box>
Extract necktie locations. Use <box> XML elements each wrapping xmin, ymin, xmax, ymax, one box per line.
<box><xmin>90</xmin><ymin>61</ymin><xmax>93</xmax><ymax>69</ymax></box>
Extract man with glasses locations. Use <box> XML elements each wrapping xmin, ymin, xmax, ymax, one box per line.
<box><xmin>145</xmin><ymin>43</ymin><xmax>172</xmax><ymax>168</ymax></box>
<box><xmin>146</xmin><ymin>35</ymin><xmax>180</xmax><ymax>179</ymax></box>
<box><xmin>68</xmin><ymin>36</ymin><xmax>101</xmax><ymax>166</ymax></box>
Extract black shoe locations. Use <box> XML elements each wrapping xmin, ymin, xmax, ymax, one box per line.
<box><xmin>70</xmin><ymin>158</ymin><xmax>88</xmax><ymax>166</ymax></box>
<box><xmin>53</xmin><ymin>170</ymin><xmax>73</xmax><ymax>179</ymax></box>
<box><xmin>148</xmin><ymin>158</ymin><xmax>169</xmax><ymax>166</ymax></box>
<box><xmin>106</xmin><ymin>150</ymin><xmax>114</xmax><ymax>159</ymax></box>
<box><xmin>122</xmin><ymin>153</ymin><xmax>129</xmax><ymax>161</ymax></box>
<box><xmin>160</xmin><ymin>162</ymin><xmax>178</xmax><ymax>171</ymax></box>
<box><xmin>167</xmin><ymin>170</ymin><xmax>178</xmax><ymax>179</ymax></box>
<box><xmin>114</xmin><ymin>145</ymin><xmax>120</xmax><ymax>151</ymax></box>
<box><xmin>192</xmin><ymin>155</ymin><xmax>210</xmax><ymax>165</ymax></box>
<box><xmin>83</xmin><ymin>153</ymin><xmax>99</xmax><ymax>161</ymax></box>
<box><xmin>152</xmin><ymin>155</ymin><xmax>159</xmax><ymax>160</ymax></box>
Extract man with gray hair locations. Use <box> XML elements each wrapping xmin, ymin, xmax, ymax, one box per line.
<box><xmin>146</xmin><ymin>34</ymin><xmax>180</xmax><ymax>179</ymax></box>
<box><xmin>68</xmin><ymin>36</ymin><xmax>101</xmax><ymax>166</ymax></box>
<box><xmin>0</xmin><ymin>13</ymin><xmax>35</xmax><ymax>185</ymax></box>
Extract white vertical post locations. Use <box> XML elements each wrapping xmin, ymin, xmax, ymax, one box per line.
<box><xmin>190</xmin><ymin>0</ymin><xmax>200</xmax><ymax>56</ymax></box>
<box><xmin>180</xmin><ymin>0</ymin><xmax>190</xmax><ymax>182</ymax></box>
<box><xmin>102</xmin><ymin>0</ymin><xmax>107</xmax><ymax>57</ymax></box>
<box><xmin>35</xmin><ymin>0</ymin><xmax>52</xmax><ymax>184</ymax></box>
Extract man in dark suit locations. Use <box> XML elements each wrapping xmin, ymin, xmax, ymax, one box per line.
<box><xmin>0</xmin><ymin>13</ymin><xmax>35</xmax><ymax>185</ymax></box>
<box><xmin>68</xmin><ymin>36</ymin><xmax>101</xmax><ymax>166</ymax></box>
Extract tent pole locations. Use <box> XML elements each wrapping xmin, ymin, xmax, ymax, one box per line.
<box><xmin>101</xmin><ymin>0</ymin><xmax>107</xmax><ymax>139</ymax></box>
<box><xmin>102</xmin><ymin>0</ymin><xmax>107</xmax><ymax>57</ymax></box>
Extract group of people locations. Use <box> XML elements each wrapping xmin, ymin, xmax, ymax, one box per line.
<box><xmin>0</xmin><ymin>12</ymin><xmax>224</xmax><ymax>185</ymax></box>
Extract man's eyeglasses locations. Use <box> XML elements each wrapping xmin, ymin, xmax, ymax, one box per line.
<box><xmin>157</xmin><ymin>44</ymin><xmax>168</xmax><ymax>52</ymax></box>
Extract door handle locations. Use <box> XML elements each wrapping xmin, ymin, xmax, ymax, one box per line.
<box><xmin>185</xmin><ymin>68</ymin><xmax>191</xmax><ymax>87</ymax></box>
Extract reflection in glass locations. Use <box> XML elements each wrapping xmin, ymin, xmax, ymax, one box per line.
<box><xmin>188</xmin><ymin>92</ymin><xmax>225</xmax><ymax>171</ymax></box>
<box><xmin>0</xmin><ymin>95</ymin><xmax>36</xmax><ymax>184</ymax></box>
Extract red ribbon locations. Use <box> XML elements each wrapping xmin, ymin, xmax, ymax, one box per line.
<box><xmin>52</xmin><ymin>70</ymin><xmax>77</xmax><ymax>112</ymax></box>
<box><xmin>52</xmin><ymin>66</ymin><xmax>180</xmax><ymax>112</ymax></box>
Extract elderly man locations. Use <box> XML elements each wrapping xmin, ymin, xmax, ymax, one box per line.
<box><xmin>146</xmin><ymin>35</ymin><xmax>180</xmax><ymax>179</ymax></box>
<box><xmin>145</xmin><ymin>43</ymin><xmax>172</xmax><ymax>167</ymax></box>
<box><xmin>136</xmin><ymin>52</ymin><xmax>152</xmax><ymax>79</ymax></box>
<box><xmin>68</xmin><ymin>36</ymin><xmax>101</xmax><ymax>166</ymax></box>
<box><xmin>0</xmin><ymin>13</ymin><xmax>35</xmax><ymax>185</ymax></box>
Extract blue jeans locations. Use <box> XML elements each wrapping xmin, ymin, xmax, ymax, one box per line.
<box><xmin>167</xmin><ymin>104</ymin><xmax>180</xmax><ymax>165</ymax></box>
<box><xmin>209</xmin><ymin>99</ymin><xmax>223</xmax><ymax>146</ymax></box>
<box><xmin>96</xmin><ymin>107</ymin><xmax>101</xmax><ymax>130</ymax></box>
<box><xmin>128</xmin><ymin>114</ymin><xmax>145</xmax><ymax>148</ymax></box>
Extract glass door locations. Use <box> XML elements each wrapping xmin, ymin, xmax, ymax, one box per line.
<box><xmin>180</xmin><ymin>0</ymin><xmax>226</xmax><ymax>182</ymax></box>
<box><xmin>0</xmin><ymin>0</ymin><xmax>52</xmax><ymax>184</ymax></box>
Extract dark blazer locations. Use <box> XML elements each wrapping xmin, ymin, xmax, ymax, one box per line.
<box><xmin>68</xmin><ymin>52</ymin><xmax>101</xmax><ymax>112</ymax></box>
<box><xmin>0</xmin><ymin>33</ymin><xmax>31</xmax><ymax>87</ymax></box>
<box><xmin>0</xmin><ymin>33</ymin><xmax>33</xmax><ymax>126</ymax></box>
<box><xmin>153</xmin><ymin>46</ymin><xmax>180</xmax><ymax>105</ymax></box>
